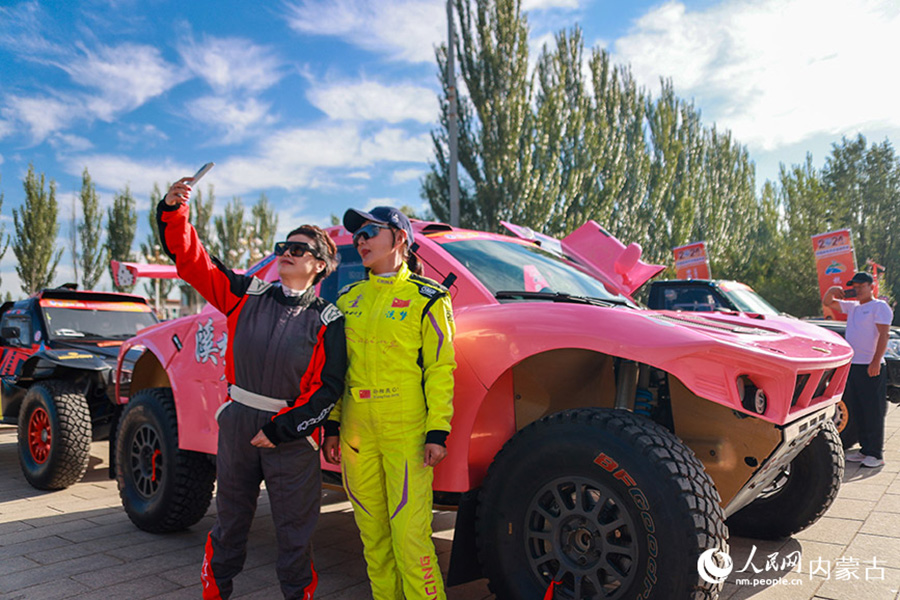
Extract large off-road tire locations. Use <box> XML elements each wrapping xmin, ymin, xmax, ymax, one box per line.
<box><xmin>833</xmin><ymin>399</ymin><xmax>859</xmax><ymax>448</ymax></box>
<box><xmin>477</xmin><ymin>408</ymin><xmax>728</xmax><ymax>600</ymax></box>
<box><xmin>116</xmin><ymin>388</ymin><xmax>216</xmax><ymax>533</ymax></box>
<box><xmin>17</xmin><ymin>381</ymin><xmax>91</xmax><ymax>490</ymax></box>
<box><xmin>727</xmin><ymin>420</ymin><xmax>843</xmax><ymax>540</ymax></box>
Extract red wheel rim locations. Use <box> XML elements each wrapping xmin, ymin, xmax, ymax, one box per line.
<box><xmin>28</xmin><ymin>408</ymin><xmax>52</xmax><ymax>464</ymax></box>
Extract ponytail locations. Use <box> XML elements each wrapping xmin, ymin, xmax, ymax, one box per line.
<box><xmin>389</xmin><ymin>226</ymin><xmax>424</xmax><ymax>275</ymax></box>
<box><xmin>406</xmin><ymin>252</ymin><xmax>424</xmax><ymax>276</ymax></box>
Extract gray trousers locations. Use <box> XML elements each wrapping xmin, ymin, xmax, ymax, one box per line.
<box><xmin>202</xmin><ymin>401</ymin><xmax>321</xmax><ymax>599</ymax></box>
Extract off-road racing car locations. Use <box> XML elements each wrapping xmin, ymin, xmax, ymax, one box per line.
<box><xmin>112</xmin><ymin>220</ymin><xmax>851</xmax><ymax>600</ymax></box>
<box><xmin>1</xmin><ymin>287</ymin><xmax>158</xmax><ymax>489</ymax></box>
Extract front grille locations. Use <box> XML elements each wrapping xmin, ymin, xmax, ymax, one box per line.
<box><xmin>813</xmin><ymin>369</ymin><xmax>836</xmax><ymax>398</ymax></box>
<box><xmin>792</xmin><ymin>373</ymin><xmax>810</xmax><ymax>406</ymax></box>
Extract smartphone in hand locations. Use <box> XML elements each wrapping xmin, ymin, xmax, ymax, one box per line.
<box><xmin>190</xmin><ymin>162</ymin><xmax>214</xmax><ymax>185</ymax></box>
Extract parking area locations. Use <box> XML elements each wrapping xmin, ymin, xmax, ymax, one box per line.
<box><xmin>1</xmin><ymin>405</ymin><xmax>899</xmax><ymax>600</ymax></box>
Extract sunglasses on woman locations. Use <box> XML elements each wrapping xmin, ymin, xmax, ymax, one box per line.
<box><xmin>352</xmin><ymin>222</ymin><xmax>390</xmax><ymax>246</ymax></box>
<box><xmin>274</xmin><ymin>241</ymin><xmax>319</xmax><ymax>258</ymax></box>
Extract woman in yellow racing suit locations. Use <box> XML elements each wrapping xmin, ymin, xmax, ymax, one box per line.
<box><xmin>322</xmin><ymin>206</ymin><xmax>455</xmax><ymax>600</ymax></box>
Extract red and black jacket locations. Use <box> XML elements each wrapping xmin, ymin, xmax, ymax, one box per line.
<box><xmin>158</xmin><ymin>201</ymin><xmax>346</xmax><ymax>445</ymax></box>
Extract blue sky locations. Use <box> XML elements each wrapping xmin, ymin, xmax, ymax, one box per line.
<box><xmin>1</xmin><ymin>0</ymin><xmax>899</xmax><ymax>297</ymax></box>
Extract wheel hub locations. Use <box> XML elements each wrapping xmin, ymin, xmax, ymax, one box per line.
<box><xmin>525</xmin><ymin>476</ymin><xmax>638</xmax><ymax>599</ymax></box>
<box><xmin>28</xmin><ymin>408</ymin><xmax>52</xmax><ymax>464</ymax></box>
<box><xmin>560</xmin><ymin>518</ymin><xmax>601</xmax><ymax>567</ymax></box>
<box><xmin>130</xmin><ymin>424</ymin><xmax>162</xmax><ymax>498</ymax></box>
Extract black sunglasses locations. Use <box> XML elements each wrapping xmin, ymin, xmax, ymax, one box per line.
<box><xmin>274</xmin><ymin>241</ymin><xmax>318</xmax><ymax>258</ymax></box>
<box><xmin>352</xmin><ymin>222</ymin><xmax>390</xmax><ymax>246</ymax></box>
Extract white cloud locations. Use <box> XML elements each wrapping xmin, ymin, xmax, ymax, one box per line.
<box><xmin>49</xmin><ymin>133</ymin><xmax>93</xmax><ymax>153</ymax></box>
<box><xmin>391</xmin><ymin>167</ymin><xmax>426</xmax><ymax>184</ymax></box>
<box><xmin>65</xmin><ymin>124</ymin><xmax>432</xmax><ymax>199</ymax></box>
<box><xmin>61</xmin><ymin>154</ymin><xmax>187</xmax><ymax>198</ymax></box>
<box><xmin>178</xmin><ymin>35</ymin><xmax>283</xmax><ymax>94</ymax></box>
<box><xmin>117</xmin><ymin>123</ymin><xmax>169</xmax><ymax>146</ymax></box>
<box><xmin>64</xmin><ymin>43</ymin><xmax>183</xmax><ymax>121</ymax></box>
<box><xmin>1</xmin><ymin>41</ymin><xmax>183</xmax><ymax>142</ymax></box>
<box><xmin>0</xmin><ymin>120</ymin><xmax>13</xmax><ymax>140</ymax></box>
<box><xmin>284</xmin><ymin>0</ymin><xmax>444</xmax><ymax>63</ymax></box>
<box><xmin>610</xmin><ymin>0</ymin><xmax>900</xmax><ymax>151</ymax></box>
<box><xmin>363</xmin><ymin>197</ymin><xmax>402</xmax><ymax>211</ymax></box>
<box><xmin>185</xmin><ymin>96</ymin><xmax>277</xmax><ymax>143</ymax></box>
<box><xmin>3</xmin><ymin>95</ymin><xmax>75</xmax><ymax>142</ymax></box>
<box><xmin>307</xmin><ymin>79</ymin><xmax>438</xmax><ymax>124</ymax></box>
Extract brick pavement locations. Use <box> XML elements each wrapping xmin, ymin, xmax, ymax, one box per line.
<box><xmin>1</xmin><ymin>404</ymin><xmax>898</xmax><ymax>600</ymax></box>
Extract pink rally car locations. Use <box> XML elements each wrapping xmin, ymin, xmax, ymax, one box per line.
<box><xmin>112</xmin><ymin>219</ymin><xmax>851</xmax><ymax>600</ymax></box>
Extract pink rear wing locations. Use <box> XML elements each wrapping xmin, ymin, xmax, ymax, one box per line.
<box><xmin>110</xmin><ymin>260</ymin><xmax>180</xmax><ymax>289</ymax></box>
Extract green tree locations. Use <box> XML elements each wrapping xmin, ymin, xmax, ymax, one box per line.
<box><xmin>823</xmin><ymin>135</ymin><xmax>900</xmax><ymax>305</ymax></box>
<box><xmin>107</xmin><ymin>186</ymin><xmax>138</xmax><ymax>293</ymax></box>
<box><xmin>68</xmin><ymin>196</ymin><xmax>79</xmax><ymax>286</ymax></box>
<box><xmin>246</xmin><ymin>193</ymin><xmax>278</xmax><ymax>267</ymax></box>
<box><xmin>78</xmin><ymin>168</ymin><xmax>106</xmax><ymax>289</ymax></box>
<box><xmin>425</xmin><ymin>0</ymin><xmax>537</xmax><ymax>232</ymax></box>
<box><xmin>13</xmin><ymin>165</ymin><xmax>62</xmax><ymax>293</ymax></box>
<box><xmin>215</xmin><ymin>197</ymin><xmax>246</xmax><ymax>269</ymax></box>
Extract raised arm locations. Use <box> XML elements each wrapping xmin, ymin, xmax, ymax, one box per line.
<box><xmin>157</xmin><ymin>178</ymin><xmax>250</xmax><ymax>315</ymax></box>
<box><xmin>822</xmin><ymin>285</ymin><xmax>845</xmax><ymax>314</ymax></box>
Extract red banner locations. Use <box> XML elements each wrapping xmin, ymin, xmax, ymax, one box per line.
<box><xmin>811</xmin><ymin>229</ymin><xmax>856</xmax><ymax>320</ymax></box>
<box><xmin>673</xmin><ymin>242</ymin><xmax>710</xmax><ymax>280</ymax></box>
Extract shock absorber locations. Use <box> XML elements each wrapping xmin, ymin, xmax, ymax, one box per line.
<box><xmin>634</xmin><ymin>363</ymin><xmax>654</xmax><ymax>417</ymax></box>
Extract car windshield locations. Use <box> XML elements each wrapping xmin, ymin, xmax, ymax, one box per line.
<box><xmin>43</xmin><ymin>306</ymin><xmax>158</xmax><ymax>340</ymax></box>
<box><xmin>721</xmin><ymin>288</ymin><xmax>780</xmax><ymax>315</ymax></box>
<box><xmin>440</xmin><ymin>238</ymin><xmax>632</xmax><ymax>304</ymax></box>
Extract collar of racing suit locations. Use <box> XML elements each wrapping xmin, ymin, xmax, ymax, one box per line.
<box><xmin>368</xmin><ymin>262</ymin><xmax>411</xmax><ymax>288</ymax></box>
<box><xmin>274</xmin><ymin>282</ymin><xmax>317</xmax><ymax>306</ymax></box>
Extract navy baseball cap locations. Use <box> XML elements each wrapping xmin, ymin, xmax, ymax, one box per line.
<box><xmin>343</xmin><ymin>206</ymin><xmax>415</xmax><ymax>245</ymax></box>
<box><xmin>847</xmin><ymin>272</ymin><xmax>874</xmax><ymax>285</ymax></box>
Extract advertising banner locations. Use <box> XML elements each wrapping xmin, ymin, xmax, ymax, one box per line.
<box><xmin>811</xmin><ymin>229</ymin><xmax>856</xmax><ymax>320</ymax></box>
<box><xmin>673</xmin><ymin>241</ymin><xmax>710</xmax><ymax>280</ymax></box>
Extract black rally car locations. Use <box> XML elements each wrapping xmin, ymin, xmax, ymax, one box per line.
<box><xmin>1</xmin><ymin>287</ymin><xmax>158</xmax><ymax>489</ymax></box>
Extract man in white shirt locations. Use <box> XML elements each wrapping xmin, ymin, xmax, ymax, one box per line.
<box><xmin>823</xmin><ymin>272</ymin><xmax>892</xmax><ymax>468</ymax></box>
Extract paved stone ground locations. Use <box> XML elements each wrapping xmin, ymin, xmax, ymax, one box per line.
<box><xmin>1</xmin><ymin>404</ymin><xmax>898</xmax><ymax>600</ymax></box>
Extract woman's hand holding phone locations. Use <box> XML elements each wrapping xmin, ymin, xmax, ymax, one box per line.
<box><xmin>165</xmin><ymin>162</ymin><xmax>214</xmax><ymax>207</ymax></box>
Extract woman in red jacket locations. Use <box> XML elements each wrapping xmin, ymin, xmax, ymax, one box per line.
<box><xmin>161</xmin><ymin>177</ymin><xmax>346</xmax><ymax>600</ymax></box>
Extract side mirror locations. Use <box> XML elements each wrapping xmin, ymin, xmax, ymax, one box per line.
<box><xmin>1</xmin><ymin>326</ymin><xmax>21</xmax><ymax>341</ymax></box>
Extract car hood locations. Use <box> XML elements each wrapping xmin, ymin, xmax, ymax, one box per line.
<box><xmin>48</xmin><ymin>339</ymin><xmax>132</xmax><ymax>368</ymax></box>
<box><xmin>454</xmin><ymin>302</ymin><xmax>852</xmax><ymax>425</ymax></box>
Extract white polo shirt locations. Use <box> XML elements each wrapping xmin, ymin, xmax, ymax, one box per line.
<box><xmin>837</xmin><ymin>299</ymin><xmax>893</xmax><ymax>365</ymax></box>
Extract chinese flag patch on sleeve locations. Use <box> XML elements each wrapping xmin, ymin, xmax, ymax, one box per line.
<box><xmin>391</xmin><ymin>298</ymin><xmax>411</xmax><ymax>308</ymax></box>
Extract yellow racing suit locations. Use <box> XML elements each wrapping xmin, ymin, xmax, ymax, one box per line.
<box><xmin>327</xmin><ymin>263</ymin><xmax>455</xmax><ymax>600</ymax></box>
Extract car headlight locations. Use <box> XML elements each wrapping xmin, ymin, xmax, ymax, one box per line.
<box><xmin>737</xmin><ymin>375</ymin><xmax>768</xmax><ymax>415</ymax></box>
